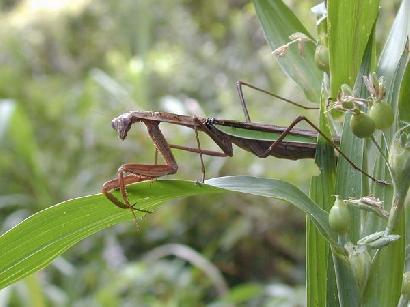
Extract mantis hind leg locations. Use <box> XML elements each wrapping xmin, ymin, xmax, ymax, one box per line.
<box><xmin>235</xmin><ymin>80</ymin><xmax>318</xmax><ymax>122</ymax></box>
<box><xmin>262</xmin><ymin>115</ymin><xmax>388</xmax><ymax>185</ymax></box>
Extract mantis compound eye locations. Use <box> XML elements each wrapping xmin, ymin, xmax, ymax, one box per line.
<box><xmin>111</xmin><ymin>114</ymin><xmax>132</xmax><ymax>140</ymax></box>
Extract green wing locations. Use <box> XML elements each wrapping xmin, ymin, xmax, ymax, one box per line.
<box><xmin>213</xmin><ymin>124</ymin><xmax>317</xmax><ymax>144</ymax></box>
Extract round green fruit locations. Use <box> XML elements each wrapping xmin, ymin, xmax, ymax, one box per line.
<box><xmin>350</xmin><ymin>112</ymin><xmax>375</xmax><ymax>138</ymax></box>
<box><xmin>315</xmin><ymin>45</ymin><xmax>329</xmax><ymax>73</ymax></box>
<box><xmin>329</xmin><ymin>196</ymin><xmax>351</xmax><ymax>235</ymax></box>
<box><xmin>368</xmin><ymin>101</ymin><xmax>394</xmax><ymax>130</ymax></box>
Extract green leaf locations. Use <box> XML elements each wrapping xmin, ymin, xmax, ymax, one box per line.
<box><xmin>327</xmin><ymin>0</ymin><xmax>379</xmax><ymax>96</ymax></box>
<box><xmin>0</xmin><ymin>176</ymin><xmax>337</xmax><ymax>290</ymax></box>
<box><xmin>307</xmin><ymin>97</ymin><xmax>337</xmax><ymax>307</ymax></box>
<box><xmin>362</xmin><ymin>22</ymin><xmax>410</xmax><ymax>307</ymax></box>
<box><xmin>331</xmin><ymin>253</ymin><xmax>360</xmax><ymax>307</ymax></box>
<box><xmin>0</xmin><ymin>101</ymin><xmax>50</xmax><ymax>206</ymax></box>
<box><xmin>205</xmin><ymin>176</ymin><xmax>338</xmax><ymax>246</ymax></box>
<box><xmin>222</xmin><ymin>283</ymin><xmax>264</xmax><ymax>304</ymax></box>
<box><xmin>398</xmin><ymin>63</ymin><xmax>410</xmax><ymax>123</ymax></box>
<box><xmin>252</xmin><ymin>0</ymin><xmax>321</xmax><ymax>102</ymax></box>
<box><xmin>335</xmin><ymin>35</ymin><xmax>376</xmax><ymax>242</ymax></box>
<box><xmin>0</xmin><ymin>181</ymin><xmax>220</xmax><ymax>290</ymax></box>
<box><xmin>329</xmin><ymin>30</ymin><xmax>376</xmax><ymax>307</ymax></box>
<box><xmin>378</xmin><ymin>0</ymin><xmax>410</xmax><ymax>90</ymax></box>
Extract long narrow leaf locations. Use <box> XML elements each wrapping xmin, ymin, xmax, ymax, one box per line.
<box><xmin>329</xmin><ymin>27</ymin><xmax>377</xmax><ymax>307</ymax></box>
<box><xmin>363</xmin><ymin>43</ymin><xmax>410</xmax><ymax>307</ymax></box>
<box><xmin>0</xmin><ymin>176</ymin><xmax>337</xmax><ymax>290</ymax></box>
<box><xmin>0</xmin><ymin>181</ymin><xmax>220</xmax><ymax>290</ymax></box>
<box><xmin>398</xmin><ymin>63</ymin><xmax>410</xmax><ymax>123</ymax></box>
<box><xmin>252</xmin><ymin>0</ymin><xmax>321</xmax><ymax>102</ymax></box>
<box><xmin>378</xmin><ymin>0</ymin><xmax>410</xmax><ymax>90</ymax></box>
<box><xmin>327</xmin><ymin>0</ymin><xmax>379</xmax><ymax>96</ymax></box>
<box><xmin>307</xmin><ymin>97</ymin><xmax>337</xmax><ymax>307</ymax></box>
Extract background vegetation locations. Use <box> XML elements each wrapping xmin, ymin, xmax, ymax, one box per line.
<box><xmin>0</xmin><ymin>0</ymin><xmax>403</xmax><ymax>305</ymax></box>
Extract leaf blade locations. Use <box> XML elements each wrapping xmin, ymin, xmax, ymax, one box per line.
<box><xmin>0</xmin><ymin>176</ymin><xmax>337</xmax><ymax>290</ymax></box>
<box><xmin>252</xmin><ymin>0</ymin><xmax>322</xmax><ymax>102</ymax></box>
<box><xmin>328</xmin><ymin>0</ymin><xmax>379</xmax><ymax>96</ymax></box>
<box><xmin>307</xmin><ymin>97</ymin><xmax>337</xmax><ymax>307</ymax></box>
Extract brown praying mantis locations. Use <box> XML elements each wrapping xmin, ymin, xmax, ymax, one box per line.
<box><xmin>102</xmin><ymin>81</ymin><xmax>385</xmax><ymax>214</ymax></box>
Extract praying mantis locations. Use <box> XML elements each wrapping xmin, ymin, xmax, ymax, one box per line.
<box><xmin>102</xmin><ymin>81</ymin><xmax>385</xmax><ymax>212</ymax></box>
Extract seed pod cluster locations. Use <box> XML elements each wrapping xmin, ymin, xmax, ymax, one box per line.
<box><xmin>330</xmin><ymin>73</ymin><xmax>394</xmax><ymax>138</ymax></box>
<box><xmin>349</xmin><ymin>100</ymin><xmax>393</xmax><ymax>138</ymax></box>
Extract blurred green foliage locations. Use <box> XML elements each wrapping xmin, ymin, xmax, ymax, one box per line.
<box><xmin>0</xmin><ymin>0</ymin><xmax>401</xmax><ymax>305</ymax></box>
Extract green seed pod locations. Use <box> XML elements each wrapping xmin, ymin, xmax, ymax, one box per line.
<box><xmin>348</xmin><ymin>246</ymin><xmax>371</xmax><ymax>292</ymax></box>
<box><xmin>368</xmin><ymin>100</ymin><xmax>394</xmax><ymax>130</ymax></box>
<box><xmin>402</xmin><ymin>272</ymin><xmax>410</xmax><ymax>297</ymax></box>
<box><xmin>389</xmin><ymin>127</ymin><xmax>410</xmax><ymax>195</ymax></box>
<box><xmin>350</xmin><ymin>112</ymin><xmax>375</xmax><ymax>138</ymax></box>
<box><xmin>329</xmin><ymin>196</ymin><xmax>350</xmax><ymax>235</ymax></box>
<box><xmin>315</xmin><ymin>45</ymin><xmax>329</xmax><ymax>73</ymax></box>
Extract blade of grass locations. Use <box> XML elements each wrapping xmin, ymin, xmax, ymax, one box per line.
<box><xmin>0</xmin><ymin>101</ymin><xmax>50</xmax><ymax>206</ymax></box>
<box><xmin>329</xmin><ymin>27</ymin><xmax>376</xmax><ymax>307</ymax></box>
<box><xmin>252</xmin><ymin>0</ymin><xmax>321</xmax><ymax>102</ymax></box>
<box><xmin>0</xmin><ymin>176</ymin><xmax>338</xmax><ymax>290</ymax></box>
<box><xmin>307</xmin><ymin>96</ymin><xmax>337</xmax><ymax>307</ymax></box>
<box><xmin>363</xmin><ymin>44</ymin><xmax>410</xmax><ymax>307</ymax></box>
<box><xmin>335</xmin><ymin>33</ymin><xmax>376</xmax><ymax>242</ymax></box>
<box><xmin>327</xmin><ymin>0</ymin><xmax>379</xmax><ymax>96</ymax></box>
<box><xmin>378</xmin><ymin>0</ymin><xmax>410</xmax><ymax>90</ymax></box>
<box><xmin>398</xmin><ymin>63</ymin><xmax>410</xmax><ymax>123</ymax></box>
<box><xmin>0</xmin><ymin>181</ymin><xmax>220</xmax><ymax>290</ymax></box>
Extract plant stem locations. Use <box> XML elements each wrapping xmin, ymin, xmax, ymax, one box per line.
<box><xmin>385</xmin><ymin>187</ymin><xmax>407</xmax><ymax>234</ymax></box>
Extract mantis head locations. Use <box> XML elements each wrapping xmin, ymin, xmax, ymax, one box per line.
<box><xmin>111</xmin><ymin>113</ymin><xmax>132</xmax><ymax>140</ymax></box>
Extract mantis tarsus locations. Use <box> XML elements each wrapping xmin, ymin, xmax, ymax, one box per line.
<box><xmin>102</xmin><ymin>82</ymin><xmax>386</xmax><ymax>215</ymax></box>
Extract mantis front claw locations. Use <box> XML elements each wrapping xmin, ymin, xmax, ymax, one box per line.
<box><xmin>131</xmin><ymin>202</ymin><xmax>153</xmax><ymax>214</ymax></box>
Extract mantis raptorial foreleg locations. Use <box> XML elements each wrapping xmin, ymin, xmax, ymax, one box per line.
<box><xmin>236</xmin><ymin>80</ymin><xmax>319</xmax><ymax>122</ymax></box>
<box><xmin>102</xmin><ymin>121</ymin><xmax>178</xmax><ymax>212</ymax></box>
<box><xmin>103</xmin><ymin>174</ymin><xmax>153</xmax><ymax>209</ymax></box>
<box><xmin>262</xmin><ymin>115</ymin><xmax>387</xmax><ymax>185</ymax></box>
<box><xmin>102</xmin><ymin>118</ymin><xmax>233</xmax><ymax>214</ymax></box>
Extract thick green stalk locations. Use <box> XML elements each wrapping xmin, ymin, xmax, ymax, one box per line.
<box><xmin>386</xmin><ymin>187</ymin><xmax>408</xmax><ymax>234</ymax></box>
